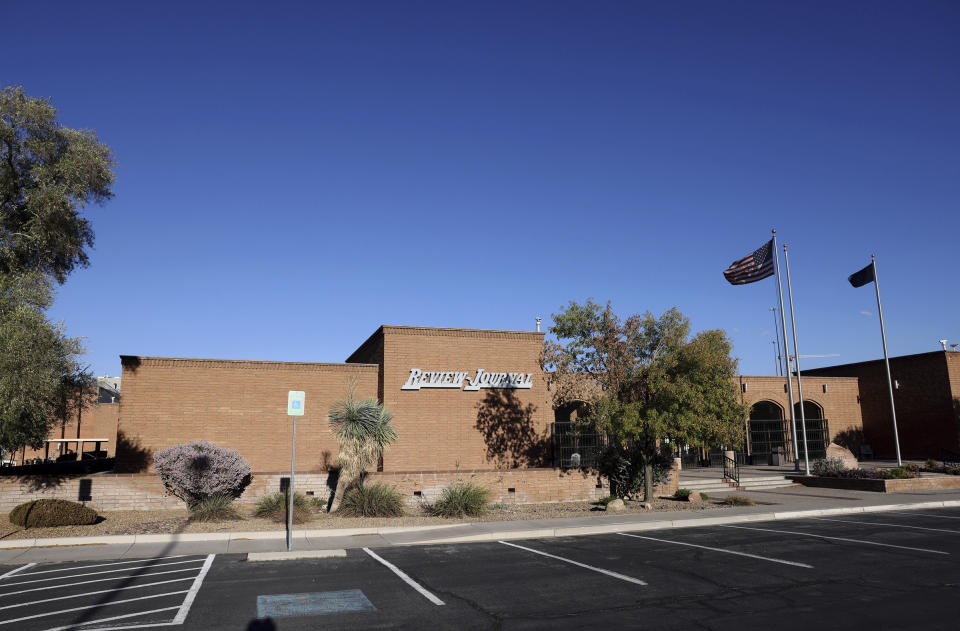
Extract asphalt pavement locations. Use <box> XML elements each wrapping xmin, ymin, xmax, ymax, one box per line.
<box><xmin>2</xmin><ymin>504</ymin><xmax>960</xmax><ymax>630</ymax></box>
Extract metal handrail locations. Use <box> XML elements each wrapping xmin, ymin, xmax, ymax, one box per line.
<box><xmin>723</xmin><ymin>453</ymin><xmax>740</xmax><ymax>485</ymax></box>
<box><xmin>941</xmin><ymin>448</ymin><xmax>960</xmax><ymax>465</ymax></box>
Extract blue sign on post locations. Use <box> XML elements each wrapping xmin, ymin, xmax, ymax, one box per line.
<box><xmin>287</xmin><ymin>391</ymin><xmax>305</xmax><ymax>416</ymax></box>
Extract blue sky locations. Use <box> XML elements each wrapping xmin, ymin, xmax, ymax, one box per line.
<box><xmin>5</xmin><ymin>1</ymin><xmax>958</xmax><ymax>377</ymax></box>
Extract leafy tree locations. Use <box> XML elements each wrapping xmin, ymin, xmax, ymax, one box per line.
<box><xmin>0</xmin><ymin>86</ymin><xmax>111</xmax><ymax>460</ymax></box>
<box><xmin>1</xmin><ymin>86</ymin><xmax>115</xmax><ymax>283</ymax></box>
<box><xmin>544</xmin><ymin>300</ymin><xmax>746</xmax><ymax>501</ymax></box>
<box><xmin>327</xmin><ymin>388</ymin><xmax>398</xmax><ymax>512</ymax></box>
<box><xmin>0</xmin><ymin>271</ymin><xmax>88</xmax><ymax>455</ymax></box>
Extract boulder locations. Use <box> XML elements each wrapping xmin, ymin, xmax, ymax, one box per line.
<box><xmin>826</xmin><ymin>442</ymin><xmax>859</xmax><ymax>470</ymax></box>
<box><xmin>687</xmin><ymin>491</ymin><xmax>702</xmax><ymax>503</ymax></box>
<box><xmin>606</xmin><ymin>498</ymin><xmax>626</xmax><ymax>512</ymax></box>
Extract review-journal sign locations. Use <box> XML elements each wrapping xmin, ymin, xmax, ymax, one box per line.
<box><xmin>401</xmin><ymin>368</ymin><xmax>533</xmax><ymax>391</ymax></box>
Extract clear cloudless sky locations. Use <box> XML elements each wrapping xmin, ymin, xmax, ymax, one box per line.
<box><xmin>4</xmin><ymin>0</ymin><xmax>958</xmax><ymax>378</ymax></box>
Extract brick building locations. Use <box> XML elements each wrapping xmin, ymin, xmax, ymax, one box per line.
<box><xmin>736</xmin><ymin>375</ymin><xmax>863</xmax><ymax>464</ymax></box>
<box><xmin>112</xmin><ymin>326</ymin><xmax>607</xmax><ymax>504</ymax></box>
<box><xmin>804</xmin><ymin>350</ymin><xmax>960</xmax><ymax>459</ymax></box>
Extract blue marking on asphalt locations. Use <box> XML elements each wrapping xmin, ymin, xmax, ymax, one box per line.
<box><xmin>256</xmin><ymin>590</ymin><xmax>375</xmax><ymax>618</ymax></box>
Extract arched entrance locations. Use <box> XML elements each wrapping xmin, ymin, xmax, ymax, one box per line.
<box><xmin>748</xmin><ymin>401</ymin><xmax>789</xmax><ymax>464</ymax></box>
<box><xmin>794</xmin><ymin>400</ymin><xmax>829</xmax><ymax>460</ymax></box>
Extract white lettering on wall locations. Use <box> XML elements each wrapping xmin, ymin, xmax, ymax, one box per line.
<box><xmin>401</xmin><ymin>368</ymin><xmax>533</xmax><ymax>391</ymax></box>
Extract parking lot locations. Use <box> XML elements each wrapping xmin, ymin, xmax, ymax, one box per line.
<box><xmin>2</xmin><ymin>507</ymin><xmax>959</xmax><ymax>629</ymax></box>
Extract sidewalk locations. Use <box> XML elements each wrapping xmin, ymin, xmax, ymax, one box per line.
<box><xmin>2</xmin><ymin>485</ymin><xmax>960</xmax><ymax>564</ymax></box>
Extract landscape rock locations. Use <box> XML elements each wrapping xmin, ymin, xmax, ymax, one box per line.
<box><xmin>826</xmin><ymin>442</ymin><xmax>859</xmax><ymax>470</ymax></box>
<box><xmin>687</xmin><ymin>491</ymin><xmax>702</xmax><ymax>503</ymax></box>
<box><xmin>605</xmin><ymin>499</ymin><xmax>626</xmax><ymax>512</ymax></box>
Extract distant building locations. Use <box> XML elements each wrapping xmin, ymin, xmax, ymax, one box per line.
<box><xmin>805</xmin><ymin>351</ymin><xmax>960</xmax><ymax>459</ymax></box>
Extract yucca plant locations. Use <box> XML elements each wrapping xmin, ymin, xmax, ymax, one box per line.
<box><xmin>327</xmin><ymin>387</ymin><xmax>398</xmax><ymax>512</ymax></box>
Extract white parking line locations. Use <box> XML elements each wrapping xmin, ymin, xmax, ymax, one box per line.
<box><xmin>0</xmin><ymin>590</ymin><xmax>189</xmax><ymax>626</ymax></box>
<box><xmin>363</xmin><ymin>548</ymin><xmax>445</xmax><ymax>606</ymax></box>
<box><xmin>813</xmin><ymin>516</ymin><xmax>960</xmax><ymax>534</ymax></box>
<box><xmin>12</xmin><ymin>556</ymin><xmax>189</xmax><ymax>577</ymax></box>
<box><xmin>498</xmin><ymin>541</ymin><xmax>647</xmax><ymax>586</ymax></box>
<box><xmin>0</xmin><ymin>559</ymin><xmax>206</xmax><ymax>588</ymax></box>
<box><xmin>0</xmin><ymin>565</ymin><xmax>34</xmax><ymax>580</ymax></box>
<box><xmin>171</xmin><ymin>554</ymin><xmax>215</xmax><ymax>624</ymax></box>
<box><xmin>887</xmin><ymin>510</ymin><xmax>960</xmax><ymax>521</ymax></box>
<box><xmin>617</xmin><ymin>533</ymin><xmax>814</xmax><ymax>568</ymax></box>
<box><xmin>720</xmin><ymin>525</ymin><xmax>950</xmax><ymax>555</ymax></box>
<box><xmin>45</xmin><ymin>605</ymin><xmax>182</xmax><ymax>631</ymax></box>
<box><xmin>0</xmin><ymin>567</ymin><xmax>204</xmax><ymax>597</ymax></box>
<box><xmin>0</xmin><ymin>577</ymin><xmax>196</xmax><ymax>611</ymax></box>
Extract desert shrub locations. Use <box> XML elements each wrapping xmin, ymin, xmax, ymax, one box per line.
<box><xmin>905</xmin><ymin>463</ymin><xmax>921</xmax><ymax>473</ymax></box>
<box><xmin>945</xmin><ymin>466</ymin><xmax>960</xmax><ymax>476</ymax></box>
<box><xmin>673</xmin><ymin>489</ymin><xmax>692</xmax><ymax>500</ymax></box>
<box><xmin>154</xmin><ymin>441</ymin><xmax>252</xmax><ymax>508</ymax></box>
<box><xmin>254</xmin><ymin>491</ymin><xmax>311</xmax><ymax>524</ymax></box>
<box><xmin>190</xmin><ymin>494</ymin><xmax>241</xmax><ymax>522</ymax></box>
<box><xmin>338</xmin><ymin>483</ymin><xmax>404</xmax><ymax>517</ymax></box>
<box><xmin>309</xmin><ymin>496</ymin><xmax>328</xmax><ymax>511</ymax></box>
<box><xmin>722</xmin><ymin>495</ymin><xmax>754</xmax><ymax>506</ymax></box>
<box><xmin>699</xmin><ymin>492</ymin><xmax>709</xmax><ymax>500</ymax></box>
<box><xmin>431</xmin><ymin>482</ymin><xmax>491</xmax><ymax>518</ymax></box>
<box><xmin>812</xmin><ymin>457</ymin><xmax>846</xmax><ymax>477</ymax></box>
<box><xmin>597</xmin><ymin>443</ymin><xmax>671</xmax><ymax>499</ymax></box>
<box><xmin>925</xmin><ymin>458</ymin><xmax>939</xmax><ymax>470</ymax></box>
<box><xmin>881</xmin><ymin>467</ymin><xmax>915</xmax><ymax>480</ymax></box>
<box><xmin>9</xmin><ymin>499</ymin><xmax>99</xmax><ymax>528</ymax></box>
<box><xmin>597</xmin><ymin>495</ymin><xmax>617</xmax><ymax>505</ymax></box>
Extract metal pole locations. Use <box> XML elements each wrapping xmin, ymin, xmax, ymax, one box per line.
<box><xmin>771</xmin><ymin>307</ymin><xmax>782</xmax><ymax>376</ymax></box>
<box><xmin>872</xmin><ymin>255</ymin><xmax>903</xmax><ymax>466</ymax></box>
<box><xmin>287</xmin><ymin>415</ymin><xmax>297</xmax><ymax>551</ymax></box>
<box><xmin>783</xmin><ymin>244</ymin><xmax>811</xmax><ymax>476</ymax></box>
<box><xmin>772</xmin><ymin>230</ymin><xmax>800</xmax><ymax>468</ymax></box>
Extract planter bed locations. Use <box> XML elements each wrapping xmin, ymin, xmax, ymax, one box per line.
<box><xmin>787</xmin><ymin>474</ymin><xmax>960</xmax><ymax>493</ymax></box>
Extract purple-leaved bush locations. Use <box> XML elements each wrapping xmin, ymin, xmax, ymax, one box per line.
<box><xmin>154</xmin><ymin>441</ymin><xmax>252</xmax><ymax>507</ymax></box>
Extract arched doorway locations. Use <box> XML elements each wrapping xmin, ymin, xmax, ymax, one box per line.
<box><xmin>794</xmin><ymin>400</ymin><xmax>829</xmax><ymax>460</ymax></box>
<box><xmin>748</xmin><ymin>401</ymin><xmax>789</xmax><ymax>464</ymax></box>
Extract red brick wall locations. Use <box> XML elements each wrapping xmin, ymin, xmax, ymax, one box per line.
<box><xmin>22</xmin><ymin>399</ymin><xmax>119</xmax><ymax>462</ymax></box>
<box><xmin>946</xmin><ymin>352</ymin><xmax>960</xmax><ymax>452</ymax></box>
<box><xmin>115</xmin><ymin>356</ymin><xmax>378</xmax><ymax>473</ymax></box>
<box><xmin>738</xmin><ymin>375</ymin><xmax>863</xmax><ymax>458</ymax></box>
<box><xmin>348</xmin><ymin>326</ymin><xmax>553</xmax><ymax>472</ymax></box>
<box><xmin>805</xmin><ymin>352</ymin><xmax>959</xmax><ymax>458</ymax></box>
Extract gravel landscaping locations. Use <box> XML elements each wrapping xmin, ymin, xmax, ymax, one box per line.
<box><xmin>0</xmin><ymin>497</ymin><xmax>722</xmax><ymax>541</ymax></box>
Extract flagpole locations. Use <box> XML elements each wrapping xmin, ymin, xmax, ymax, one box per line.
<box><xmin>770</xmin><ymin>307</ymin><xmax>782</xmax><ymax>376</ymax></box>
<box><xmin>783</xmin><ymin>243</ymin><xmax>811</xmax><ymax>476</ymax></box>
<box><xmin>772</xmin><ymin>230</ymin><xmax>800</xmax><ymax>469</ymax></box>
<box><xmin>872</xmin><ymin>254</ymin><xmax>903</xmax><ymax>466</ymax></box>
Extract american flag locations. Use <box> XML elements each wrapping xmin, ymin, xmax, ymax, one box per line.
<box><xmin>724</xmin><ymin>239</ymin><xmax>775</xmax><ymax>285</ymax></box>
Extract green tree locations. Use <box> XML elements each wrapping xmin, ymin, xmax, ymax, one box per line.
<box><xmin>1</xmin><ymin>86</ymin><xmax>115</xmax><ymax>283</ymax></box>
<box><xmin>327</xmin><ymin>388</ymin><xmax>398</xmax><ymax>512</ymax></box>
<box><xmin>544</xmin><ymin>300</ymin><xmax>746</xmax><ymax>501</ymax></box>
<box><xmin>0</xmin><ymin>271</ymin><xmax>88</xmax><ymax>455</ymax></box>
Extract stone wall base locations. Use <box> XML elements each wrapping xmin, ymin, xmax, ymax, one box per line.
<box><xmin>0</xmin><ymin>462</ymin><xmax>680</xmax><ymax>512</ymax></box>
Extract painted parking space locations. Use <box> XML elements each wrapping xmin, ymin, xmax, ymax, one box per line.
<box><xmin>3</xmin><ymin>507</ymin><xmax>960</xmax><ymax>629</ymax></box>
<box><xmin>0</xmin><ymin>554</ymin><xmax>213</xmax><ymax>630</ymax></box>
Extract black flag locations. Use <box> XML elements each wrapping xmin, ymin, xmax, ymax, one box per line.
<box><xmin>848</xmin><ymin>262</ymin><xmax>875</xmax><ymax>288</ymax></box>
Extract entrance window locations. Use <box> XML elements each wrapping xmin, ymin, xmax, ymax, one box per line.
<box><xmin>749</xmin><ymin>401</ymin><xmax>784</xmax><ymax>420</ymax></box>
<box><xmin>793</xmin><ymin>400</ymin><xmax>823</xmax><ymax>419</ymax></box>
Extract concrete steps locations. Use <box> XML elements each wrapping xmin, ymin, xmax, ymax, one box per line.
<box><xmin>678</xmin><ymin>475</ymin><xmax>795</xmax><ymax>494</ymax></box>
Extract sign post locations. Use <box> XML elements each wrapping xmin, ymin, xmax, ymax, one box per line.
<box><xmin>286</xmin><ymin>391</ymin><xmax>305</xmax><ymax>551</ymax></box>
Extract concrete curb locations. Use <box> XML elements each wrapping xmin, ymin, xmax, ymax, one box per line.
<box><xmin>2</xmin><ymin>499</ymin><xmax>959</xmax><ymax>551</ymax></box>
<box><xmin>247</xmin><ymin>550</ymin><xmax>347</xmax><ymax>561</ymax></box>
<box><xmin>0</xmin><ymin>522</ymin><xmax>463</xmax><ymax>550</ymax></box>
